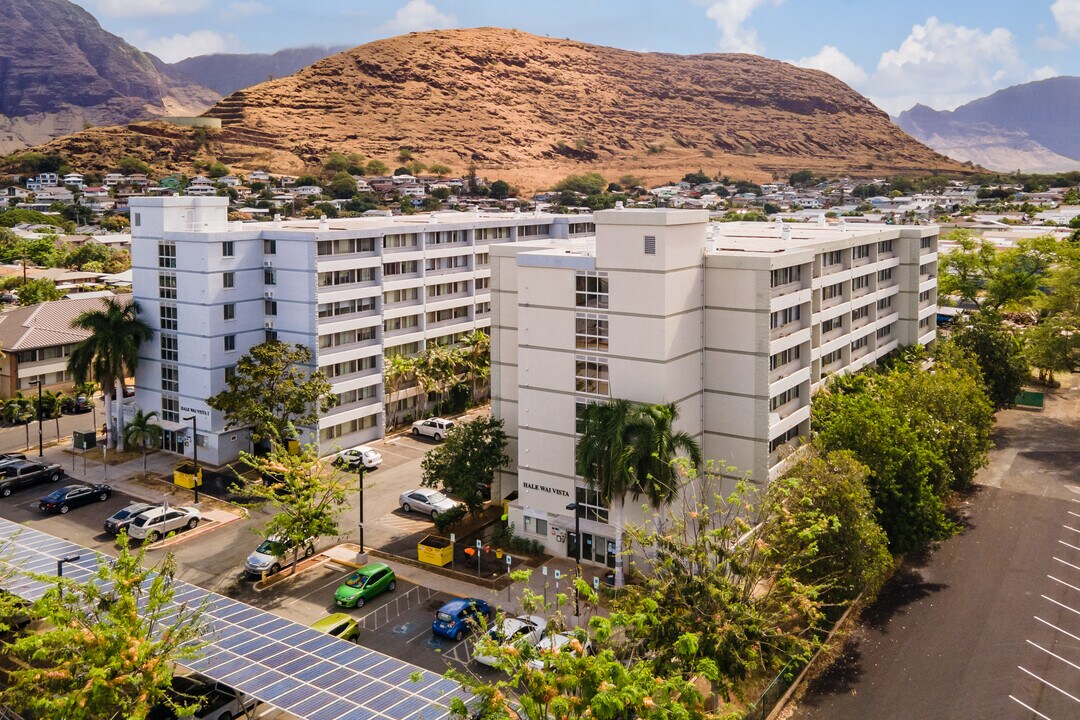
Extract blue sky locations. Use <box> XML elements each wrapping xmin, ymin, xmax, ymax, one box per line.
<box><xmin>73</xmin><ymin>0</ymin><xmax>1080</xmax><ymax>115</ymax></box>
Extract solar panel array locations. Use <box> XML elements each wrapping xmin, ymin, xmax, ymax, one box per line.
<box><xmin>0</xmin><ymin>518</ymin><xmax>465</xmax><ymax>720</ymax></box>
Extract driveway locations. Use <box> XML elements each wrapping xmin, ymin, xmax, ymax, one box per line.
<box><xmin>791</xmin><ymin>379</ymin><xmax>1080</xmax><ymax>720</ymax></box>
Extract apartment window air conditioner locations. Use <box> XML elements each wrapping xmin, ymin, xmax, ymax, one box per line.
<box><xmin>263</xmin><ymin>261</ymin><xmax>273</xmax><ymax>268</ymax></box>
<box><xmin>264</xmin><ymin>321</ymin><xmax>274</xmax><ymax>329</ymax></box>
<box><xmin>264</xmin><ymin>291</ymin><xmax>273</xmax><ymax>298</ymax></box>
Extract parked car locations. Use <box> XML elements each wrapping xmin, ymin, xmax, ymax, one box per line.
<box><xmin>473</xmin><ymin>615</ymin><xmax>548</xmax><ymax>667</ymax></box>
<box><xmin>399</xmin><ymin>488</ymin><xmax>460</xmax><ymax>519</ymax></box>
<box><xmin>333</xmin><ymin>445</ymin><xmax>383</xmax><ymax>470</ymax></box>
<box><xmin>0</xmin><ymin>453</ymin><xmax>26</xmax><ymax>462</ymax></box>
<box><xmin>310</xmin><ymin>613</ymin><xmax>360</xmax><ymax>642</ymax></box>
<box><xmin>108</xmin><ymin>385</ymin><xmax>136</xmax><ymax>400</ymax></box>
<box><xmin>527</xmin><ymin>632</ymin><xmax>594</xmax><ymax>670</ymax></box>
<box><xmin>104</xmin><ymin>502</ymin><xmax>159</xmax><ymax>535</ymax></box>
<box><xmin>147</xmin><ymin>673</ymin><xmax>257</xmax><ymax>720</ymax></box>
<box><xmin>39</xmin><ymin>483</ymin><xmax>111</xmax><ymax>514</ymax></box>
<box><xmin>432</xmin><ymin>597</ymin><xmax>491</xmax><ymax>641</ymax></box>
<box><xmin>411</xmin><ymin>417</ymin><xmax>455</xmax><ymax>441</ymax></box>
<box><xmin>334</xmin><ymin>563</ymin><xmax>396</xmax><ymax>608</ymax></box>
<box><xmin>0</xmin><ymin>460</ymin><xmax>64</xmax><ymax>497</ymax></box>
<box><xmin>245</xmin><ymin>535</ymin><xmax>316</xmax><ymax>576</ymax></box>
<box><xmin>61</xmin><ymin>394</ymin><xmax>93</xmax><ymax>414</ymax></box>
<box><xmin>127</xmin><ymin>505</ymin><xmax>201</xmax><ymax>542</ymax></box>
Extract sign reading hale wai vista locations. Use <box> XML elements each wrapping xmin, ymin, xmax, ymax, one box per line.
<box><xmin>522</xmin><ymin>481</ymin><xmax>569</xmax><ymax>497</ymax></box>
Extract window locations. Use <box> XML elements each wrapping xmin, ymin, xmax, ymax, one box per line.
<box><xmin>569</xmin><ymin>222</ymin><xmax>595</xmax><ymax>235</ymax></box>
<box><xmin>160</xmin><ymin>334</ymin><xmax>178</xmax><ymax>362</ymax></box>
<box><xmin>424</xmin><ymin>256</ymin><xmax>468</xmax><ymax>272</ymax></box>
<box><xmin>919</xmin><ymin>289</ymin><xmax>932</xmax><ymax>302</ymax></box>
<box><xmin>575</xmin><ymin>356</ymin><xmax>609</xmax><ymax>396</ymax></box>
<box><xmin>158</xmin><ymin>272</ymin><xmax>177</xmax><ymax>300</ymax></box>
<box><xmin>770</xmin><ymin>385</ymin><xmax>800</xmax><ymax>411</ymax></box>
<box><xmin>263</xmin><ymin>239</ymin><xmax>276</xmax><ymax>254</ymax></box>
<box><xmin>224</xmin><ymin>366</ymin><xmax>236</xmax><ymax>382</ymax></box>
<box><xmin>876</xmin><ymin>324</ymin><xmax>893</xmax><ymax>340</ymax></box>
<box><xmin>157</xmin><ymin>242</ymin><xmax>176</xmax><ymax>269</ymax></box>
<box><xmin>821</xmin><ymin>348</ymin><xmax>843</xmax><ymax>366</ymax></box>
<box><xmin>384</xmin><ymin>260</ymin><xmax>419</xmax><ymax>276</ymax></box>
<box><xmin>265</xmin><ymin>330</ymin><xmax>278</xmax><ymax>343</ymax></box>
<box><xmin>475</xmin><ymin>301</ymin><xmax>491</xmax><ymax>315</ymax></box>
<box><xmin>264</xmin><ymin>269</ymin><xmax>276</xmax><ymax>285</ymax></box>
<box><xmin>575</xmin><ymin>314</ymin><xmax>609</xmax><ymax>352</ymax></box>
<box><xmin>383</xmin><ymin>314</ymin><xmax>420</xmax><ymax>333</ymax></box>
<box><xmin>224</xmin><ymin>334</ymin><xmax>236</xmax><ymax>352</ymax></box>
<box><xmin>821</xmin><ymin>316</ymin><xmax>843</xmax><ymax>333</ymax></box>
<box><xmin>919</xmin><ymin>316</ymin><xmax>932</xmax><ymax>329</ymax></box>
<box><xmin>821</xmin><ymin>282</ymin><xmax>843</xmax><ymax>301</ymax></box>
<box><xmin>382</xmin><ymin>233</ymin><xmax>418</xmax><ymax>249</ymax></box>
<box><xmin>921</xmin><ymin>237</ymin><xmax>933</xmax><ymax>249</ymax></box>
<box><xmin>160</xmin><ymin>365</ymin><xmax>179</xmax><ymax>393</ymax></box>
<box><xmin>770</xmin><ymin>266</ymin><xmax>801</xmax><ymax>288</ymax></box>
<box><xmin>427</xmin><ymin>306</ymin><xmax>470</xmax><ymax>324</ymax></box>
<box><xmin>429</xmin><ymin>230</ymin><xmax>468</xmax><ymax>245</ymax></box>
<box><xmin>264</xmin><ymin>300</ymin><xmax>277</xmax><ymax>316</ymax></box>
<box><xmin>851</xmin><ymin>336</ymin><xmax>868</xmax><ymax>351</ymax></box>
<box><xmin>319</xmin><ymin>327</ymin><xmax>377</xmax><ymax>349</ymax></box>
<box><xmin>316</xmin><ymin>238</ymin><xmax>376</xmax><ymax>256</ymax></box>
<box><xmin>851</xmin><ymin>305</ymin><xmax>870</xmax><ymax>322</ymax></box>
<box><xmin>222</xmin><ymin>272</ymin><xmax>235</xmax><ymax>289</ymax></box>
<box><xmin>518</xmin><ymin>224</ymin><xmax>549</xmax><ymax>238</ymax></box>
<box><xmin>575</xmin><ymin>271</ymin><xmax>609</xmax><ymax>309</ymax></box>
<box><xmin>223</xmin><ymin>303</ymin><xmax>235</xmax><ymax>321</ymax></box>
<box><xmin>427</xmin><ymin>281</ymin><xmax>468</xmax><ymax>299</ymax></box>
<box><xmin>769</xmin><ymin>426</ymin><xmax>800</xmax><ymax>453</ymax></box>
<box><xmin>770</xmin><ymin>305</ymin><xmax>801</xmax><ymax>330</ymax></box>
<box><xmin>476</xmin><ymin>227</ymin><xmax>510</xmax><ymax>241</ymax></box>
<box><xmin>160</xmin><ymin>304</ymin><xmax>177</xmax><ymax>330</ymax></box>
<box><xmin>475</xmin><ymin>276</ymin><xmax>490</xmax><ymax>291</ymax></box>
<box><xmin>384</xmin><ymin>288</ymin><xmax>419</xmax><ymax>305</ymax></box>
<box><xmin>161</xmin><ymin>396</ymin><xmax>179</xmax><ymax>423</ymax></box>
<box><xmin>877</xmin><ymin>240</ymin><xmax>894</xmax><ymax>253</ymax></box>
<box><xmin>919</xmin><ymin>263</ymin><xmax>934</xmax><ymax>277</ymax></box>
<box><xmin>476</xmin><ymin>252</ymin><xmax>490</xmax><ymax>266</ymax></box>
<box><xmin>319</xmin><ymin>297</ymin><xmax>378</xmax><ymax>318</ymax></box>
<box><xmin>323</xmin><ymin>356</ymin><xmax>378</xmax><ymax>379</ymax></box>
<box><xmin>823</xmin><ymin>250</ymin><xmax>843</xmax><ymax>266</ymax></box>
<box><xmin>384</xmin><ymin>342</ymin><xmax>420</xmax><ymax>357</ymax></box>
<box><xmin>133</xmin><ymin>213</ymin><xmax>141</xmax><ymax>228</ymax></box>
<box><xmin>222</xmin><ymin>241</ymin><xmax>234</xmax><ymax>257</ymax></box>
<box><xmin>877</xmin><ymin>296</ymin><xmax>893</xmax><ymax>312</ymax></box>
<box><xmin>574</xmin><ymin>486</ymin><xmax>609</xmax><ymax>523</ymax></box>
<box><xmin>769</xmin><ymin>346</ymin><xmax>801</xmax><ymax>371</ymax></box>
<box><xmin>523</xmin><ymin>516</ymin><xmax>549</xmax><ymax>537</ymax></box>
<box><xmin>853</xmin><ymin>244</ymin><xmax>871</xmax><ymax>259</ymax></box>
<box><xmin>877</xmin><ymin>268</ymin><xmax>893</xmax><ymax>282</ymax></box>
<box><xmin>853</xmin><ymin>273</ymin><xmax>871</xmax><ymax>290</ymax></box>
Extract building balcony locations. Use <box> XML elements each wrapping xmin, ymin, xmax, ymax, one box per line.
<box><xmin>769</xmin><ymin>320</ymin><xmax>807</xmax><ymax>342</ymax></box>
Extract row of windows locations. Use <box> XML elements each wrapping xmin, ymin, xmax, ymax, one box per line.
<box><xmin>428</xmin><ymin>281</ymin><xmax>469</xmax><ymax>298</ymax></box>
<box><xmin>319</xmin><ymin>268</ymin><xmax>375</xmax><ymax>287</ymax></box>
<box><xmin>323</xmin><ymin>356</ymin><xmax>378</xmax><ymax>379</ymax></box>
<box><xmin>385</xmin><ymin>260</ymin><xmax>419</xmax><ymax>276</ymax></box>
<box><xmin>769</xmin><ymin>426</ymin><xmax>801</xmax><ymax>453</ymax></box>
<box><xmin>317</xmin><ymin>238</ymin><xmax>377</xmax><ymax>256</ymax></box>
<box><xmin>335</xmin><ymin>385</ymin><xmax>378</xmax><ymax>407</ymax></box>
<box><xmin>427</xmin><ymin>306</ymin><xmax>470</xmax><ymax>324</ymax></box>
<box><xmin>384</xmin><ymin>315</ymin><xmax>420</xmax><ymax>333</ymax></box>
<box><xmin>426</xmin><ymin>256</ymin><xmax>471</xmax><ymax>272</ymax></box>
<box><xmin>517</xmin><ymin>224</ymin><xmax>549</xmax><ymax>238</ymax></box>
<box><xmin>476</xmin><ymin>227</ymin><xmax>510</xmax><ymax>241</ymax></box>
<box><xmin>161</xmin><ymin>334</ymin><xmax>178</xmax><ymax>362</ymax></box>
<box><xmin>319</xmin><ymin>297</ymin><xmax>377</xmax><ymax>318</ymax></box>
<box><xmin>319</xmin><ymin>326</ymin><xmax>377</xmax><ymax>349</ymax></box>
<box><xmin>318</xmin><ymin>413</ymin><xmax>377</xmax><ymax>442</ymax></box>
<box><xmin>769</xmin><ymin>346</ymin><xmax>801</xmax><ymax>371</ymax></box>
<box><xmin>822</xmin><ymin>282</ymin><xmax>843</xmax><ymax>301</ymax></box>
<box><xmin>770</xmin><ymin>385</ymin><xmax>801</xmax><ymax>411</ymax></box>
<box><xmin>159</xmin><ymin>272</ymin><xmax>176</xmax><ymax>300</ymax></box>
<box><xmin>384</xmin><ymin>288</ymin><xmax>418</xmax><ymax>305</ymax></box>
<box><xmin>822</xmin><ymin>250</ymin><xmax>843</xmax><ymax>266</ymax></box>
<box><xmin>770</xmin><ymin>305</ymin><xmax>801</xmax><ymax>330</ymax></box>
<box><xmin>383</xmin><ymin>233</ymin><xmax>417</xmax><ymax>249</ymax></box>
<box><xmin>821</xmin><ymin>316</ymin><xmax>843</xmax><ymax>333</ymax></box>
<box><xmin>575</xmin><ymin>356</ymin><xmax>609</xmax><ymax>396</ymax></box>
<box><xmin>770</xmin><ymin>266</ymin><xmax>802</xmax><ymax>288</ymax></box>
<box><xmin>430</xmin><ymin>230</ymin><xmax>468</xmax><ymax>245</ymax></box>
<box><xmin>821</xmin><ymin>348</ymin><xmax>843</xmax><ymax>366</ymax></box>
<box><xmin>16</xmin><ymin>346</ymin><xmax>69</xmax><ymax>363</ymax></box>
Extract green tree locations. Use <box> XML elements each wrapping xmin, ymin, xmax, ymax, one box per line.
<box><xmin>39</xmin><ymin>390</ymin><xmax>66</xmax><ymax>442</ymax></box>
<box><xmin>555</xmin><ymin>172</ymin><xmax>607</xmax><ymax>195</ymax></box>
<box><xmin>0</xmin><ymin>533</ymin><xmax>207</xmax><ymax>720</ymax></box>
<box><xmin>100</xmin><ymin>215</ymin><xmax>130</xmax><ymax>232</ymax></box>
<box><xmin>328</xmin><ymin>170</ymin><xmax>358</xmax><ymax>199</ymax></box>
<box><xmin>788</xmin><ymin>169</ymin><xmax>814</xmax><ymax>186</ymax></box>
<box><xmin>68</xmin><ymin>297</ymin><xmax>153</xmax><ymax>450</ymax></box>
<box><xmin>951</xmin><ymin>311</ymin><xmax>1028</xmax><ymax>409</ymax></box>
<box><xmin>632</xmin><ymin>402</ymin><xmax>703</xmax><ymax>508</ymax></box>
<box><xmin>2</xmin><ymin>393</ymin><xmax>34</xmax><ymax>448</ymax></box>
<box><xmin>116</xmin><ymin>156</ymin><xmax>151</xmax><ymax>175</ymax></box>
<box><xmin>383</xmin><ymin>353</ymin><xmax>416</xmax><ymax>429</ymax></box>
<box><xmin>365</xmin><ymin>159</ymin><xmax>390</xmax><ymax>176</ymax></box>
<box><xmin>207</xmin><ymin>341</ymin><xmax>336</xmax><ymax>447</ymax></box>
<box><xmin>489</xmin><ymin>179</ymin><xmax>511</xmax><ymax>199</ymax></box>
<box><xmin>428</xmin><ymin>163</ymin><xmax>452</xmax><ymax>178</ymax></box>
<box><xmin>1025</xmin><ymin>316</ymin><xmax>1080</xmax><ymax>385</ymax></box>
<box><xmin>17</xmin><ymin>277</ymin><xmax>63</xmax><ymax>305</ymax></box>
<box><xmin>240</xmin><ymin>445</ymin><xmax>355</xmax><ymax>574</ymax></box>
<box><xmin>421</xmin><ymin>416</ymin><xmax>509</xmax><ymax>516</ymax></box>
<box><xmin>124</xmin><ymin>408</ymin><xmax>162</xmax><ymax>471</ymax></box>
<box><xmin>765</xmin><ymin>446</ymin><xmax>891</xmax><ymax>606</ymax></box>
<box><xmin>984</xmin><ymin>242</ymin><xmax>1051</xmax><ymax>309</ymax></box>
<box><xmin>322</xmin><ymin>152</ymin><xmax>351</xmax><ymax>172</ymax></box>
<box><xmin>207</xmin><ymin>161</ymin><xmax>230</xmax><ymax>178</ymax></box>
<box><xmin>397</xmin><ymin>148</ymin><xmax>414</xmax><ymax>164</ymax></box>
<box><xmin>938</xmin><ymin>229</ymin><xmax>996</xmax><ymax>306</ymax></box>
<box><xmin>460</xmin><ymin>329</ymin><xmax>490</xmax><ymax>402</ymax></box>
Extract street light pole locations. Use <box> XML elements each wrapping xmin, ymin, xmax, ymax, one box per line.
<box><xmin>57</xmin><ymin>554</ymin><xmax>81</xmax><ymax>598</ymax></box>
<box><xmin>566</xmin><ymin>501</ymin><xmax>582</xmax><ymax>618</ymax></box>
<box><xmin>357</xmin><ymin>464</ymin><xmax>366</xmax><ymax>554</ymax></box>
<box><xmin>29</xmin><ymin>379</ymin><xmax>43</xmax><ymax>457</ymax></box>
<box><xmin>183</xmin><ymin>415</ymin><xmax>199</xmax><ymax>505</ymax></box>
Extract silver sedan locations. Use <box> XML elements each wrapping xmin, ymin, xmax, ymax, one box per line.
<box><xmin>399</xmin><ymin>489</ymin><xmax>460</xmax><ymax>519</ymax></box>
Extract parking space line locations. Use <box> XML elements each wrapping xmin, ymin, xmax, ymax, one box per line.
<box><xmin>287</xmin><ymin>571</ymin><xmax>350</xmax><ymax>606</ymax></box>
<box><xmin>1059</xmin><ymin>540</ymin><xmax>1080</xmax><ymax>553</ymax></box>
<box><xmin>1009</xmin><ymin>695</ymin><xmax>1055</xmax><ymax>720</ymax></box>
<box><xmin>376</xmin><ymin>446</ymin><xmax>415</xmax><ymax>460</ymax></box>
<box><xmin>406</xmin><ymin>627</ymin><xmax>431</xmax><ymax>644</ymax></box>
<box><xmin>1043</xmin><ymin>595</ymin><xmax>1080</xmax><ymax>616</ymax></box>
<box><xmin>1069</xmin><ymin>511</ymin><xmax>1080</xmax><ymax>519</ymax></box>
<box><xmin>1064</xmin><ymin>525</ymin><xmax>1080</xmax><ymax>534</ymax></box>
<box><xmin>1027</xmin><ymin>640</ymin><xmax>1080</xmax><ymax>674</ymax></box>
<box><xmin>1019</xmin><ymin>666</ymin><xmax>1080</xmax><ymax>705</ymax></box>
<box><xmin>1055</xmin><ymin>557</ymin><xmax>1080</xmax><ymax>572</ymax></box>
<box><xmin>1035</xmin><ymin>616</ymin><xmax>1080</xmax><ymax>644</ymax></box>
<box><xmin>1048</xmin><ymin>575</ymin><xmax>1080</xmax><ymax>594</ymax></box>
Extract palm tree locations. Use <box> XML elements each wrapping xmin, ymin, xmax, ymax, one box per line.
<box><xmin>67</xmin><ymin>298</ymin><xmax>152</xmax><ymax>450</ymax></box>
<box><xmin>44</xmin><ymin>390</ymin><xmax>66</xmax><ymax>442</ymax></box>
<box><xmin>460</xmin><ymin>329</ymin><xmax>491</xmax><ymax>402</ymax></box>
<box><xmin>124</xmin><ymin>409</ymin><xmax>162</xmax><ymax>472</ymax></box>
<box><xmin>632</xmin><ymin>402</ymin><xmax>703</xmax><ymax>508</ymax></box>
<box><xmin>2</xmin><ymin>394</ymin><xmax>34</xmax><ymax>449</ymax></box>
<box><xmin>383</xmin><ymin>354</ymin><xmax>416</xmax><ymax>430</ymax></box>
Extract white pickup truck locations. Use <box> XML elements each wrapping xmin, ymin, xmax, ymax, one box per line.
<box><xmin>411</xmin><ymin>417</ymin><xmax>455</xmax><ymax>441</ymax></box>
<box><xmin>148</xmin><ymin>673</ymin><xmax>258</xmax><ymax>720</ymax></box>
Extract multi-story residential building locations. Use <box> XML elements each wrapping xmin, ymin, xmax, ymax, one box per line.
<box><xmin>490</xmin><ymin>208</ymin><xmax>938</xmax><ymax>578</ymax></box>
<box><xmin>128</xmin><ymin>196</ymin><xmax>595</xmax><ymax>466</ymax></box>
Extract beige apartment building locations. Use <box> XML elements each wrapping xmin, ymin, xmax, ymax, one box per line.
<box><xmin>491</xmin><ymin>208</ymin><xmax>938</xmax><ymax>578</ymax></box>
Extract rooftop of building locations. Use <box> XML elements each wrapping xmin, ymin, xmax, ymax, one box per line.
<box><xmin>0</xmin><ymin>294</ymin><xmax>128</xmax><ymax>351</ymax></box>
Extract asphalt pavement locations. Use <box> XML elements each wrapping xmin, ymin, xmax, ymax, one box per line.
<box><xmin>790</xmin><ymin>376</ymin><xmax>1080</xmax><ymax>720</ymax></box>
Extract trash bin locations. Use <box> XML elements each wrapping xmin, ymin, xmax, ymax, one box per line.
<box><xmin>418</xmin><ymin>535</ymin><xmax>453</xmax><ymax>566</ymax></box>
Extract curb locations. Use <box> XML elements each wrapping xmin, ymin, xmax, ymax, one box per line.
<box><xmin>144</xmin><ymin>510</ymin><xmax>247</xmax><ymax>550</ymax></box>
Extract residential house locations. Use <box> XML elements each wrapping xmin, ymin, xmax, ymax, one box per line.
<box><xmin>61</xmin><ymin>173</ymin><xmax>84</xmax><ymax>189</ymax></box>
<box><xmin>103</xmin><ymin>173</ymin><xmax>125</xmax><ymax>187</ymax></box>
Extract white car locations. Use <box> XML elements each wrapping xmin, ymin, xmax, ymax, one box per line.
<box><xmin>245</xmin><ymin>535</ymin><xmax>316</xmax><ymax>576</ymax></box>
<box><xmin>527</xmin><ymin>632</ymin><xmax>593</xmax><ymax>670</ymax></box>
<box><xmin>474</xmin><ymin>615</ymin><xmax>549</xmax><ymax>667</ymax></box>
<box><xmin>127</xmin><ymin>505</ymin><xmax>201</xmax><ymax>542</ymax></box>
<box><xmin>334</xmin><ymin>445</ymin><xmax>383</xmax><ymax>470</ymax></box>
<box><xmin>399</xmin><ymin>488</ymin><xmax>460</xmax><ymax>519</ymax></box>
<box><xmin>411</xmin><ymin>417</ymin><xmax>455</xmax><ymax>441</ymax></box>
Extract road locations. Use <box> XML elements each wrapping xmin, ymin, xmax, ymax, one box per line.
<box><xmin>791</xmin><ymin>378</ymin><xmax>1080</xmax><ymax>720</ymax></box>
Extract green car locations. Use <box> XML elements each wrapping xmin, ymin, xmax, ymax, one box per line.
<box><xmin>310</xmin><ymin>613</ymin><xmax>360</xmax><ymax>642</ymax></box>
<box><xmin>334</xmin><ymin>563</ymin><xmax>396</xmax><ymax>608</ymax></box>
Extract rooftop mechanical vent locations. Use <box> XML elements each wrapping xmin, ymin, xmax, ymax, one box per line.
<box><xmin>644</xmin><ymin>235</ymin><xmax>657</xmax><ymax>255</ymax></box>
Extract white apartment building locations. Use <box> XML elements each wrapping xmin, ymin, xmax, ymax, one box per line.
<box><xmin>491</xmin><ymin>209</ymin><xmax>938</xmax><ymax>577</ymax></box>
<box><xmin>129</xmin><ymin>196</ymin><xmax>595</xmax><ymax>466</ymax></box>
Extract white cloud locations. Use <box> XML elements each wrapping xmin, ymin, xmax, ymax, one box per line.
<box><xmin>92</xmin><ymin>0</ymin><xmax>207</xmax><ymax>17</ymax></box>
<box><xmin>144</xmin><ymin>30</ymin><xmax>232</xmax><ymax>63</ymax></box>
<box><xmin>221</xmin><ymin>1</ymin><xmax>267</xmax><ymax>19</ymax></box>
<box><xmin>868</xmin><ymin>17</ymin><xmax>1024</xmax><ymax>113</ymax></box>
<box><xmin>378</xmin><ymin>0</ymin><xmax>456</xmax><ymax>36</ymax></box>
<box><xmin>791</xmin><ymin>46</ymin><xmax>868</xmax><ymax>87</ymax></box>
<box><xmin>1050</xmin><ymin>0</ymin><xmax>1080</xmax><ymax>39</ymax></box>
<box><xmin>1032</xmin><ymin>65</ymin><xmax>1059</xmax><ymax>80</ymax></box>
<box><xmin>703</xmin><ymin>0</ymin><xmax>782</xmax><ymax>54</ymax></box>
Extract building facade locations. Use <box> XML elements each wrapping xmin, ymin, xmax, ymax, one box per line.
<box><xmin>129</xmin><ymin>196</ymin><xmax>594</xmax><ymax>466</ymax></box>
<box><xmin>491</xmin><ymin>209</ymin><xmax>938</xmax><ymax>575</ymax></box>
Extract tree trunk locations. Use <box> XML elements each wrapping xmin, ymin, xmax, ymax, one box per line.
<box><xmin>103</xmin><ymin>392</ymin><xmax>115</xmax><ymax>449</ymax></box>
<box><xmin>614</xmin><ymin>496</ymin><xmax>625</xmax><ymax>588</ymax></box>
<box><xmin>114</xmin><ymin>379</ymin><xmax>126</xmax><ymax>452</ymax></box>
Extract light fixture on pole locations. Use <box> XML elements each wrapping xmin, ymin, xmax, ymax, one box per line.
<box><xmin>57</xmin><ymin>553</ymin><xmax>81</xmax><ymax>598</ymax></box>
<box><xmin>182</xmin><ymin>415</ymin><xmax>200</xmax><ymax>505</ymax></box>
<box><xmin>357</xmin><ymin>463</ymin><xmax>366</xmax><ymax>555</ymax></box>
<box><xmin>565</xmin><ymin>501</ymin><xmax>582</xmax><ymax>617</ymax></box>
<box><xmin>28</xmin><ymin>379</ymin><xmax>43</xmax><ymax>457</ymax></box>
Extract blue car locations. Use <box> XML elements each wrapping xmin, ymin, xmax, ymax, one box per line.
<box><xmin>432</xmin><ymin>598</ymin><xmax>491</xmax><ymax>641</ymax></box>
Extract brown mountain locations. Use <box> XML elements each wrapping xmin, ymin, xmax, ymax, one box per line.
<box><xmin>21</xmin><ymin>28</ymin><xmax>965</xmax><ymax>187</ymax></box>
<box><xmin>0</xmin><ymin>0</ymin><xmax>219</xmax><ymax>154</ymax></box>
